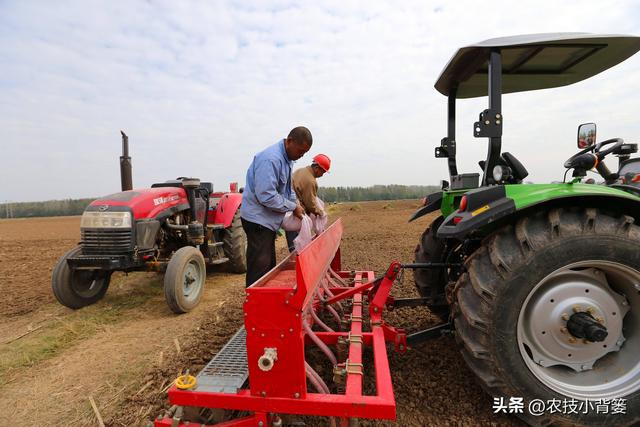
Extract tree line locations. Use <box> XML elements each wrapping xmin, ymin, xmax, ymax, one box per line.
<box><xmin>1</xmin><ymin>198</ymin><xmax>96</xmax><ymax>218</ymax></box>
<box><xmin>1</xmin><ymin>185</ymin><xmax>440</xmax><ymax>218</ymax></box>
<box><xmin>318</xmin><ymin>185</ymin><xmax>439</xmax><ymax>203</ymax></box>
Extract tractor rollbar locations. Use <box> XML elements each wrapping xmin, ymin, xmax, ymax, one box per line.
<box><xmin>437</xmin><ymin>50</ymin><xmax>505</xmax><ymax>188</ymax></box>
<box><xmin>435</xmin><ymin>87</ymin><xmax>459</xmax><ymax>181</ymax></box>
<box><xmin>476</xmin><ymin>49</ymin><xmax>504</xmax><ymax>186</ymax></box>
<box><xmin>447</xmin><ymin>87</ymin><xmax>457</xmax><ymax>178</ymax></box>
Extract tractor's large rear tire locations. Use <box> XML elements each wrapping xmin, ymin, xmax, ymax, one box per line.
<box><xmin>453</xmin><ymin>208</ymin><xmax>640</xmax><ymax>426</ymax></box>
<box><xmin>164</xmin><ymin>246</ymin><xmax>206</xmax><ymax>314</ymax></box>
<box><xmin>51</xmin><ymin>246</ymin><xmax>111</xmax><ymax>309</ymax></box>
<box><xmin>414</xmin><ymin>215</ymin><xmax>449</xmax><ymax>319</ymax></box>
<box><xmin>223</xmin><ymin>210</ymin><xmax>247</xmax><ymax>274</ymax></box>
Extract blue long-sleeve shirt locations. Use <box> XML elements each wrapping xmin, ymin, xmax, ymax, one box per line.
<box><xmin>240</xmin><ymin>139</ymin><xmax>297</xmax><ymax>231</ymax></box>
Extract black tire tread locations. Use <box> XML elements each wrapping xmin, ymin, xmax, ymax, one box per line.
<box><xmin>453</xmin><ymin>208</ymin><xmax>640</xmax><ymax>426</ymax></box>
<box><xmin>164</xmin><ymin>246</ymin><xmax>206</xmax><ymax>314</ymax></box>
<box><xmin>223</xmin><ymin>210</ymin><xmax>247</xmax><ymax>274</ymax></box>
<box><xmin>51</xmin><ymin>245</ymin><xmax>110</xmax><ymax>309</ymax></box>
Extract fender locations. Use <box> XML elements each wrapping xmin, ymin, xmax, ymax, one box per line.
<box><xmin>408</xmin><ymin>192</ymin><xmax>443</xmax><ymax>222</ymax></box>
<box><xmin>437</xmin><ymin>183</ymin><xmax>640</xmax><ymax>240</ymax></box>
<box><xmin>212</xmin><ymin>192</ymin><xmax>243</xmax><ymax>227</ymax></box>
<box><xmin>408</xmin><ymin>189</ymin><xmax>468</xmax><ymax>222</ymax></box>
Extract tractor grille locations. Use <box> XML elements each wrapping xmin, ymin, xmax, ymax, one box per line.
<box><xmin>81</xmin><ymin>228</ymin><xmax>133</xmax><ymax>255</ymax></box>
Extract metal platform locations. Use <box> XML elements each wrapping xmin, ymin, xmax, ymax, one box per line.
<box><xmin>196</xmin><ymin>327</ymin><xmax>248</xmax><ymax>393</ymax></box>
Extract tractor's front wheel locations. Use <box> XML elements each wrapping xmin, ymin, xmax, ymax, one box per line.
<box><xmin>223</xmin><ymin>210</ymin><xmax>247</xmax><ymax>273</ymax></box>
<box><xmin>453</xmin><ymin>208</ymin><xmax>640</xmax><ymax>426</ymax></box>
<box><xmin>164</xmin><ymin>246</ymin><xmax>206</xmax><ymax>314</ymax></box>
<box><xmin>51</xmin><ymin>246</ymin><xmax>111</xmax><ymax>309</ymax></box>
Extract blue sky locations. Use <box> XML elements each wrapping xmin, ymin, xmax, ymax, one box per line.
<box><xmin>2</xmin><ymin>1</ymin><xmax>640</xmax><ymax>202</ymax></box>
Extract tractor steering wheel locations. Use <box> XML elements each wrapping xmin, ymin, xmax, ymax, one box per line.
<box><xmin>563</xmin><ymin>138</ymin><xmax>624</xmax><ymax>170</ymax></box>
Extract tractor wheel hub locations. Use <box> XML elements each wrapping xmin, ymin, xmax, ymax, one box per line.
<box><xmin>519</xmin><ymin>267</ymin><xmax>628</xmax><ymax>372</ymax></box>
<box><xmin>567</xmin><ymin>311</ymin><xmax>608</xmax><ymax>342</ymax></box>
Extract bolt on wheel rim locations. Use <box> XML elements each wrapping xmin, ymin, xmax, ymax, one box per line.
<box><xmin>182</xmin><ymin>260</ymin><xmax>203</xmax><ymax>302</ymax></box>
<box><xmin>517</xmin><ymin>261</ymin><xmax>640</xmax><ymax>399</ymax></box>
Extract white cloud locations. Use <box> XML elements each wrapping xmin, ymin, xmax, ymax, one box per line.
<box><xmin>1</xmin><ymin>0</ymin><xmax>640</xmax><ymax>201</ymax></box>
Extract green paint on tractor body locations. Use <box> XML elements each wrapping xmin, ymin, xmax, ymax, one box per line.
<box><xmin>506</xmin><ymin>183</ymin><xmax>640</xmax><ymax>209</ymax></box>
<box><xmin>439</xmin><ymin>182</ymin><xmax>640</xmax><ymax>219</ymax></box>
<box><xmin>439</xmin><ymin>189</ymin><xmax>468</xmax><ymax>217</ymax></box>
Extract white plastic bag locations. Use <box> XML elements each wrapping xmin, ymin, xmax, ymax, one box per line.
<box><xmin>281</xmin><ymin>211</ymin><xmax>302</xmax><ymax>231</ymax></box>
<box><xmin>293</xmin><ymin>215</ymin><xmax>314</xmax><ymax>252</ymax></box>
<box><xmin>311</xmin><ymin>197</ymin><xmax>328</xmax><ymax>233</ymax></box>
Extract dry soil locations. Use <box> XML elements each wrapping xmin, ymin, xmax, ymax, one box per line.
<box><xmin>0</xmin><ymin>200</ymin><xmax>521</xmax><ymax>426</ymax></box>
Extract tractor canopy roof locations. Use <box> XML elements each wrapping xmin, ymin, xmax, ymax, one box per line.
<box><xmin>436</xmin><ymin>33</ymin><xmax>640</xmax><ymax>99</ymax></box>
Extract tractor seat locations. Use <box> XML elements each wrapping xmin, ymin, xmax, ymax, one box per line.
<box><xmin>617</xmin><ymin>158</ymin><xmax>640</xmax><ymax>187</ymax></box>
<box><xmin>151</xmin><ymin>180</ymin><xmax>214</xmax><ymax>194</ymax></box>
<box><xmin>618</xmin><ymin>158</ymin><xmax>640</xmax><ymax>177</ymax></box>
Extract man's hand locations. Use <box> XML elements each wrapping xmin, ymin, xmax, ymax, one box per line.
<box><xmin>293</xmin><ymin>204</ymin><xmax>305</xmax><ymax>219</ymax></box>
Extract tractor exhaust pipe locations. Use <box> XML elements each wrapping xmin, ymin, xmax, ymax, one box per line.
<box><xmin>120</xmin><ymin>130</ymin><xmax>133</xmax><ymax>191</ymax></box>
<box><xmin>181</xmin><ymin>177</ymin><xmax>205</xmax><ymax>245</ymax></box>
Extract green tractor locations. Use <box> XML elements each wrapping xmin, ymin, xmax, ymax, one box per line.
<box><xmin>411</xmin><ymin>33</ymin><xmax>640</xmax><ymax>425</ymax></box>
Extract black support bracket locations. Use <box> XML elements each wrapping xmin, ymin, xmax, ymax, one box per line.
<box><xmin>406</xmin><ymin>323</ymin><xmax>453</xmax><ymax>347</ymax></box>
<box><xmin>435</xmin><ymin>137</ymin><xmax>456</xmax><ymax>158</ymax></box>
<box><xmin>401</xmin><ymin>262</ymin><xmax>463</xmax><ymax>269</ymax></box>
<box><xmin>473</xmin><ymin>109</ymin><xmax>503</xmax><ymax>138</ymax></box>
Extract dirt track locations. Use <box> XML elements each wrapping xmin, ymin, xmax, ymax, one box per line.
<box><xmin>0</xmin><ymin>201</ymin><xmax>520</xmax><ymax>426</ymax></box>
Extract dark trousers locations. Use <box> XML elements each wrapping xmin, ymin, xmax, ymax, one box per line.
<box><xmin>241</xmin><ymin>218</ymin><xmax>276</xmax><ymax>287</ymax></box>
<box><xmin>285</xmin><ymin>230</ymin><xmax>298</xmax><ymax>253</ymax></box>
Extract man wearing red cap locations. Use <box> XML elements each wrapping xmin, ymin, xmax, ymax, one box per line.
<box><xmin>286</xmin><ymin>154</ymin><xmax>331</xmax><ymax>251</ymax></box>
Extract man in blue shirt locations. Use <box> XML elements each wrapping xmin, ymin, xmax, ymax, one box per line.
<box><xmin>240</xmin><ymin>126</ymin><xmax>312</xmax><ymax>286</ymax></box>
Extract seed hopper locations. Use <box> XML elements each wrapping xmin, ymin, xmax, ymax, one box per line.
<box><xmin>153</xmin><ymin>219</ymin><xmax>439</xmax><ymax>426</ymax></box>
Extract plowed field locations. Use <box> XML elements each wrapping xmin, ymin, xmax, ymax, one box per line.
<box><xmin>0</xmin><ymin>200</ymin><xmax>520</xmax><ymax>426</ymax></box>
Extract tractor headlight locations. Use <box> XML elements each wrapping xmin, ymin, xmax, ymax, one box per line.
<box><xmin>492</xmin><ymin>165</ymin><xmax>510</xmax><ymax>182</ymax></box>
<box><xmin>80</xmin><ymin>211</ymin><xmax>132</xmax><ymax>228</ymax></box>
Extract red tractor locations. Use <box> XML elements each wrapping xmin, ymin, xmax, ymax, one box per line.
<box><xmin>52</xmin><ymin>132</ymin><xmax>246</xmax><ymax>313</ymax></box>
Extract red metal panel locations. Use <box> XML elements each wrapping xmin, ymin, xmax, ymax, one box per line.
<box><xmin>290</xmin><ymin>219</ymin><xmax>343</xmax><ymax>311</ymax></box>
<box><xmin>245</xmin><ymin>277</ymin><xmax>307</xmax><ymax>399</ymax></box>
<box><xmin>211</xmin><ymin>192</ymin><xmax>243</xmax><ymax>227</ymax></box>
<box><xmin>248</xmin><ymin>254</ymin><xmax>296</xmax><ymax>289</ymax></box>
<box><xmin>369</xmin><ymin>262</ymin><xmax>401</xmax><ymax>318</ymax></box>
<box><xmin>372</xmin><ymin>326</ymin><xmax>395</xmax><ymax>403</ymax></box>
<box><xmin>345</xmin><ymin>289</ymin><xmax>363</xmax><ymax>396</ymax></box>
<box><xmin>90</xmin><ymin>187</ymin><xmax>189</xmax><ymax>220</ymax></box>
<box><xmin>330</xmin><ymin>247</ymin><xmax>342</xmax><ymax>271</ymax></box>
<box><xmin>242</xmin><ymin>226</ymin><xmax>345</xmax><ymax>400</ymax></box>
<box><xmin>368</xmin><ymin>266</ymin><xmax>397</xmax><ymax>403</ymax></box>
<box><xmin>169</xmin><ymin>388</ymin><xmax>396</xmax><ymax>419</ymax></box>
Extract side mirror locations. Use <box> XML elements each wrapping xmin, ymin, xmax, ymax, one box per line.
<box><xmin>577</xmin><ymin>123</ymin><xmax>596</xmax><ymax>149</ymax></box>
